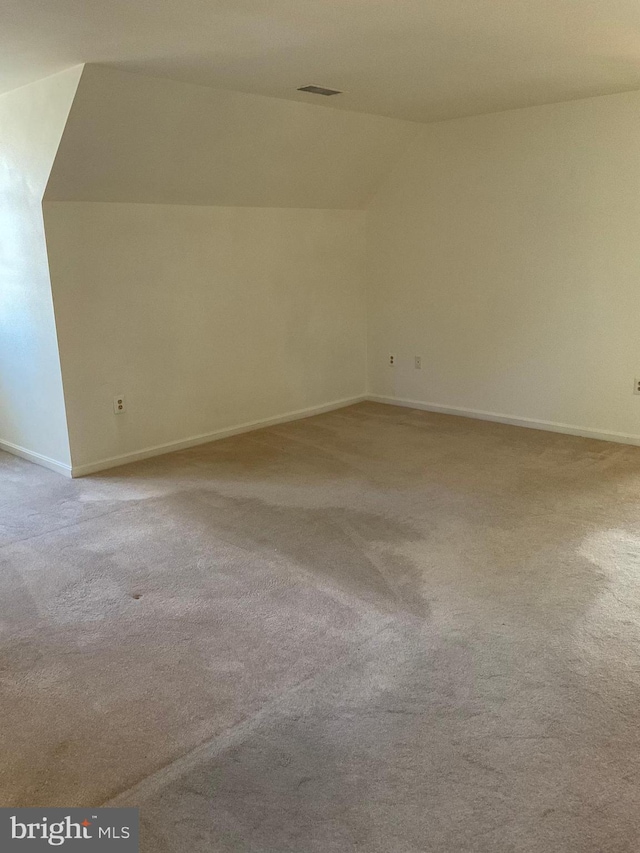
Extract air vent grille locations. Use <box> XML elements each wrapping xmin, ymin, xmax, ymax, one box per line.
<box><xmin>297</xmin><ymin>85</ymin><xmax>342</xmax><ymax>96</ymax></box>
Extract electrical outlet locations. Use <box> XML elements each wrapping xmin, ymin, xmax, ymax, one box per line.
<box><xmin>113</xmin><ymin>395</ymin><xmax>126</xmax><ymax>414</ymax></box>
<box><xmin>414</xmin><ymin>356</ymin><xmax>422</xmax><ymax>370</ymax></box>
<box><xmin>634</xmin><ymin>379</ymin><xmax>640</xmax><ymax>396</ymax></box>
<box><xmin>389</xmin><ymin>353</ymin><xmax>395</xmax><ymax>366</ymax></box>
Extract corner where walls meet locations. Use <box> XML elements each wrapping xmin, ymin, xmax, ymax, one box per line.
<box><xmin>6</xmin><ymin>64</ymin><xmax>640</xmax><ymax>477</ymax></box>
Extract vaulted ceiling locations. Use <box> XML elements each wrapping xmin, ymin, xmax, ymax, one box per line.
<box><xmin>4</xmin><ymin>0</ymin><xmax>640</xmax><ymax>123</ymax></box>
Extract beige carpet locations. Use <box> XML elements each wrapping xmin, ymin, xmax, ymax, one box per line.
<box><xmin>2</xmin><ymin>401</ymin><xmax>640</xmax><ymax>851</ymax></box>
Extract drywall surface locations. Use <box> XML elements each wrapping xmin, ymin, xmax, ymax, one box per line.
<box><xmin>45</xmin><ymin>65</ymin><xmax>418</xmax><ymax>208</ymax></box>
<box><xmin>367</xmin><ymin>89</ymin><xmax>640</xmax><ymax>440</ymax></box>
<box><xmin>0</xmin><ymin>67</ymin><xmax>81</xmax><ymax>470</ymax></box>
<box><xmin>45</xmin><ymin>202</ymin><xmax>366</xmax><ymax>469</ymax></box>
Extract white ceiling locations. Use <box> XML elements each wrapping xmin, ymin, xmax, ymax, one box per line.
<box><xmin>5</xmin><ymin>0</ymin><xmax>640</xmax><ymax>123</ymax></box>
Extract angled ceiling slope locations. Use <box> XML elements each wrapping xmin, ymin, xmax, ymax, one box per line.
<box><xmin>45</xmin><ymin>65</ymin><xmax>419</xmax><ymax>208</ymax></box>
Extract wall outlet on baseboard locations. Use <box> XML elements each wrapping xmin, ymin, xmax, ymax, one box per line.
<box><xmin>113</xmin><ymin>395</ymin><xmax>126</xmax><ymax>414</ymax></box>
<box><xmin>634</xmin><ymin>379</ymin><xmax>640</xmax><ymax>396</ymax></box>
<box><xmin>389</xmin><ymin>353</ymin><xmax>395</xmax><ymax>366</ymax></box>
<box><xmin>414</xmin><ymin>356</ymin><xmax>422</xmax><ymax>369</ymax></box>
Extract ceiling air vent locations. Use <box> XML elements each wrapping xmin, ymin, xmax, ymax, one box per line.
<box><xmin>297</xmin><ymin>85</ymin><xmax>342</xmax><ymax>96</ymax></box>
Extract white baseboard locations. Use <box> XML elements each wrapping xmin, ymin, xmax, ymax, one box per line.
<box><xmin>71</xmin><ymin>395</ymin><xmax>367</xmax><ymax>477</ymax></box>
<box><xmin>11</xmin><ymin>393</ymin><xmax>635</xmax><ymax>479</ymax></box>
<box><xmin>0</xmin><ymin>438</ymin><xmax>73</xmax><ymax>478</ymax></box>
<box><xmin>367</xmin><ymin>394</ymin><xmax>640</xmax><ymax>447</ymax></box>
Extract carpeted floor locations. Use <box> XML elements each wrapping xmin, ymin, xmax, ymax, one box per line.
<box><xmin>2</xmin><ymin>401</ymin><xmax>640</xmax><ymax>851</ymax></box>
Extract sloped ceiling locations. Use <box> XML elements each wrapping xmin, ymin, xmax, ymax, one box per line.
<box><xmin>45</xmin><ymin>65</ymin><xmax>419</xmax><ymax>208</ymax></box>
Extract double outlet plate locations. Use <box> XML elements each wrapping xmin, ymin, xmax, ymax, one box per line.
<box><xmin>389</xmin><ymin>354</ymin><xmax>421</xmax><ymax>369</ymax></box>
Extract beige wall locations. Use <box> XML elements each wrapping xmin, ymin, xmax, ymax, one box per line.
<box><xmin>39</xmin><ymin>66</ymin><xmax>415</xmax><ymax>474</ymax></box>
<box><xmin>45</xmin><ymin>202</ymin><xmax>366</xmax><ymax>471</ymax></box>
<box><xmin>0</xmin><ymin>67</ymin><xmax>81</xmax><ymax>473</ymax></box>
<box><xmin>367</xmin><ymin>89</ymin><xmax>640</xmax><ymax>441</ymax></box>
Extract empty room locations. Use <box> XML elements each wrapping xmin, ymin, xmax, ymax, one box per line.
<box><xmin>2</xmin><ymin>1</ymin><xmax>640</xmax><ymax>850</ymax></box>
